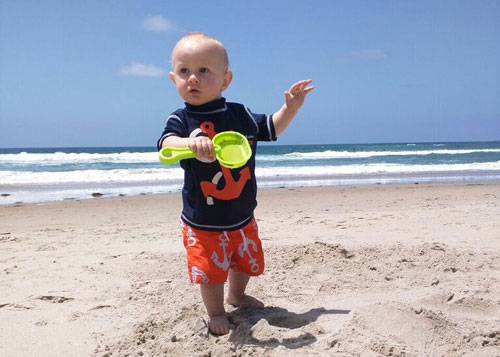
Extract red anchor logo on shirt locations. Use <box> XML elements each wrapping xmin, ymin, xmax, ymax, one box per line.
<box><xmin>197</xmin><ymin>121</ymin><xmax>251</xmax><ymax>205</ymax></box>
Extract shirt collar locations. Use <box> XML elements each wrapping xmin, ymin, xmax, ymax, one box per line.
<box><xmin>185</xmin><ymin>97</ymin><xmax>227</xmax><ymax>113</ymax></box>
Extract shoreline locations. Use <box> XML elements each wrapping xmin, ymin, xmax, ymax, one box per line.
<box><xmin>2</xmin><ymin>176</ymin><xmax>500</xmax><ymax>206</ymax></box>
<box><xmin>1</xmin><ymin>182</ymin><xmax>499</xmax><ymax>356</ymax></box>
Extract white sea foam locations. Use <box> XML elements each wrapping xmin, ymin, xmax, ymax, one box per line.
<box><xmin>256</xmin><ymin>161</ymin><xmax>500</xmax><ymax>177</ymax></box>
<box><xmin>1</xmin><ymin>148</ymin><xmax>499</xmax><ymax>165</ymax></box>
<box><xmin>1</xmin><ymin>161</ymin><xmax>499</xmax><ymax>204</ymax></box>
<box><xmin>0</xmin><ymin>151</ymin><xmax>158</xmax><ymax>165</ymax></box>
<box><xmin>0</xmin><ymin>183</ymin><xmax>184</xmax><ymax>205</ymax></box>
<box><xmin>2</xmin><ymin>144</ymin><xmax>499</xmax><ymax>205</ymax></box>
<box><xmin>259</xmin><ymin>149</ymin><xmax>500</xmax><ymax>161</ymax></box>
<box><xmin>1</xmin><ymin>162</ymin><xmax>499</xmax><ymax>186</ymax></box>
<box><xmin>0</xmin><ymin>168</ymin><xmax>184</xmax><ymax>184</ymax></box>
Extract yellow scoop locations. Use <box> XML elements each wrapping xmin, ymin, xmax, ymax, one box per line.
<box><xmin>159</xmin><ymin>131</ymin><xmax>252</xmax><ymax>169</ymax></box>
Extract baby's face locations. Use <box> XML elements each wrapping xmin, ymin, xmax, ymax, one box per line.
<box><xmin>170</xmin><ymin>38</ymin><xmax>232</xmax><ymax>106</ymax></box>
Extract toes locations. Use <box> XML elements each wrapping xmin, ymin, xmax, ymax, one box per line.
<box><xmin>209</xmin><ymin>324</ymin><xmax>229</xmax><ymax>335</ymax></box>
<box><xmin>208</xmin><ymin>315</ymin><xmax>230</xmax><ymax>335</ymax></box>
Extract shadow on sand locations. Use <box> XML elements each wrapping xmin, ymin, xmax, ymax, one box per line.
<box><xmin>227</xmin><ymin>305</ymin><xmax>350</xmax><ymax>349</ymax></box>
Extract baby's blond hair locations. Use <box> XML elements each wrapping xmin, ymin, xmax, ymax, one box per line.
<box><xmin>171</xmin><ymin>32</ymin><xmax>229</xmax><ymax>71</ymax></box>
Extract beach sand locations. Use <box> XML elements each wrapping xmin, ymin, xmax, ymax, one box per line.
<box><xmin>1</xmin><ymin>183</ymin><xmax>499</xmax><ymax>356</ymax></box>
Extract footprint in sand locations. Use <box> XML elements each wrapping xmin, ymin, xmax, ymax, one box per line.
<box><xmin>36</xmin><ymin>295</ymin><xmax>74</xmax><ymax>303</ymax></box>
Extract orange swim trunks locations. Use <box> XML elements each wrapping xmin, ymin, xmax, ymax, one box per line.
<box><xmin>181</xmin><ymin>217</ymin><xmax>265</xmax><ymax>284</ymax></box>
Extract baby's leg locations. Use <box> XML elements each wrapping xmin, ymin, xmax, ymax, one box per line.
<box><xmin>200</xmin><ymin>283</ymin><xmax>230</xmax><ymax>335</ymax></box>
<box><xmin>226</xmin><ymin>270</ymin><xmax>264</xmax><ymax>308</ymax></box>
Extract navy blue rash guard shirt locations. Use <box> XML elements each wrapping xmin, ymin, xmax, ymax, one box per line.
<box><xmin>157</xmin><ymin>97</ymin><xmax>277</xmax><ymax>231</ymax></box>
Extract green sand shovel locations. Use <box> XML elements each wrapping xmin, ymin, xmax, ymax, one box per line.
<box><xmin>159</xmin><ymin>131</ymin><xmax>252</xmax><ymax>169</ymax></box>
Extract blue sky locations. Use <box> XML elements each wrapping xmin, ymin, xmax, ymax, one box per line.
<box><xmin>1</xmin><ymin>0</ymin><xmax>499</xmax><ymax>147</ymax></box>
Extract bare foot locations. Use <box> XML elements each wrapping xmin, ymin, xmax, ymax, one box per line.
<box><xmin>208</xmin><ymin>314</ymin><xmax>230</xmax><ymax>335</ymax></box>
<box><xmin>226</xmin><ymin>293</ymin><xmax>264</xmax><ymax>308</ymax></box>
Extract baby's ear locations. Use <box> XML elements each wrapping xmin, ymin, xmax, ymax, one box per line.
<box><xmin>169</xmin><ymin>72</ymin><xmax>176</xmax><ymax>83</ymax></box>
<box><xmin>221</xmin><ymin>71</ymin><xmax>233</xmax><ymax>91</ymax></box>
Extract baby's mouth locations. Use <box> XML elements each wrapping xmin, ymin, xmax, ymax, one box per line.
<box><xmin>188</xmin><ymin>88</ymin><xmax>200</xmax><ymax>93</ymax></box>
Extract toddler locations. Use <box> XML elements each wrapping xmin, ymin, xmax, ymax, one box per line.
<box><xmin>157</xmin><ymin>32</ymin><xmax>313</xmax><ymax>335</ymax></box>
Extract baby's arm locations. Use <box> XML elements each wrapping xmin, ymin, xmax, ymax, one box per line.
<box><xmin>272</xmin><ymin>79</ymin><xmax>314</xmax><ymax>136</ymax></box>
<box><xmin>162</xmin><ymin>135</ymin><xmax>214</xmax><ymax>160</ymax></box>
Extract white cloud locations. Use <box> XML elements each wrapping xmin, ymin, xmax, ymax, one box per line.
<box><xmin>337</xmin><ymin>49</ymin><xmax>387</xmax><ymax>62</ymax></box>
<box><xmin>118</xmin><ymin>62</ymin><xmax>166</xmax><ymax>77</ymax></box>
<box><xmin>142</xmin><ymin>15</ymin><xmax>173</xmax><ymax>32</ymax></box>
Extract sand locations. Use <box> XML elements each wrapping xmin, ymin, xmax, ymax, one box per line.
<box><xmin>1</xmin><ymin>183</ymin><xmax>499</xmax><ymax>356</ymax></box>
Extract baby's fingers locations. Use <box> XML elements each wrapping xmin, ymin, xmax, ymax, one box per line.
<box><xmin>199</xmin><ymin>139</ymin><xmax>214</xmax><ymax>159</ymax></box>
<box><xmin>289</xmin><ymin>80</ymin><xmax>314</xmax><ymax>96</ymax></box>
<box><xmin>190</xmin><ymin>137</ymin><xmax>214</xmax><ymax>159</ymax></box>
<box><xmin>303</xmin><ymin>85</ymin><xmax>314</xmax><ymax>94</ymax></box>
<box><xmin>289</xmin><ymin>79</ymin><xmax>313</xmax><ymax>92</ymax></box>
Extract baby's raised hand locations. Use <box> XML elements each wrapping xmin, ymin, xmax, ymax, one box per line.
<box><xmin>284</xmin><ymin>79</ymin><xmax>314</xmax><ymax>112</ymax></box>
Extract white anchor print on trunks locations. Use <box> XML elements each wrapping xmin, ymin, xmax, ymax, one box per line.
<box><xmin>186</xmin><ymin>226</ymin><xmax>197</xmax><ymax>247</ymax></box>
<box><xmin>237</xmin><ymin>229</ymin><xmax>260</xmax><ymax>273</ymax></box>
<box><xmin>211</xmin><ymin>231</ymin><xmax>232</xmax><ymax>271</ymax></box>
<box><xmin>191</xmin><ymin>266</ymin><xmax>209</xmax><ymax>284</ymax></box>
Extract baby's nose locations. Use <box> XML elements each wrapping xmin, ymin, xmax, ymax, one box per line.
<box><xmin>188</xmin><ymin>74</ymin><xmax>199</xmax><ymax>83</ymax></box>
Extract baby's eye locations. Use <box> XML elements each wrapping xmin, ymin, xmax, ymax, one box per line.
<box><xmin>179</xmin><ymin>68</ymin><xmax>188</xmax><ymax>74</ymax></box>
<box><xmin>199</xmin><ymin>67</ymin><xmax>209</xmax><ymax>74</ymax></box>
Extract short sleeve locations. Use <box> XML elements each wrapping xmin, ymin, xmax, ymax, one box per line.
<box><xmin>157</xmin><ymin>113</ymin><xmax>187</xmax><ymax>150</ymax></box>
<box><xmin>244</xmin><ymin>107</ymin><xmax>277</xmax><ymax>142</ymax></box>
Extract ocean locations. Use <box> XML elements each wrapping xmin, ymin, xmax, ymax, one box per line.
<box><xmin>1</xmin><ymin>141</ymin><xmax>499</xmax><ymax>205</ymax></box>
